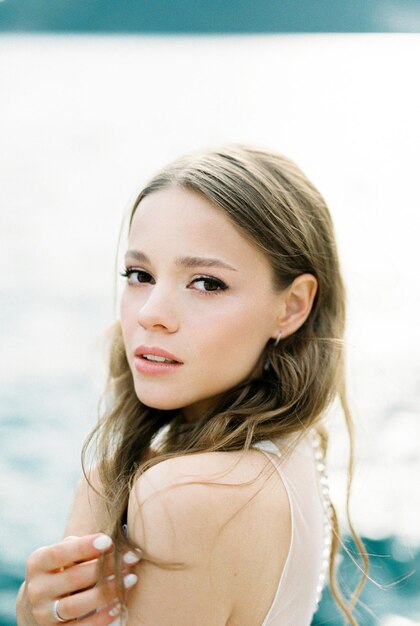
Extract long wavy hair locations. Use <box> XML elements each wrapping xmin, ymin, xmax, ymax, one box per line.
<box><xmin>83</xmin><ymin>145</ymin><xmax>369</xmax><ymax>623</ymax></box>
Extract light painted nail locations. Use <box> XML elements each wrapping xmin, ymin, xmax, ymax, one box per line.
<box><xmin>93</xmin><ymin>535</ymin><xmax>113</xmax><ymax>551</ymax></box>
<box><xmin>109</xmin><ymin>603</ymin><xmax>121</xmax><ymax>617</ymax></box>
<box><xmin>105</xmin><ymin>574</ymin><xmax>116</xmax><ymax>582</ymax></box>
<box><xmin>123</xmin><ymin>573</ymin><xmax>138</xmax><ymax>589</ymax></box>
<box><xmin>109</xmin><ymin>619</ymin><xmax>122</xmax><ymax>626</ymax></box>
<box><xmin>123</xmin><ymin>550</ymin><xmax>142</xmax><ymax>565</ymax></box>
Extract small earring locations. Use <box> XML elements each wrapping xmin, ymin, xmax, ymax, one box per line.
<box><xmin>274</xmin><ymin>330</ymin><xmax>282</xmax><ymax>347</ymax></box>
<box><xmin>263</xmin><ymin>331</ymin><xmax>282</xmax><ymax>373</ymax></box>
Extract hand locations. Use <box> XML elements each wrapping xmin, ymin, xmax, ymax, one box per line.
<box><xmin>17</xmin><ymin>533</ymin><xmax>141</xmax><ymax>625</ymax></box>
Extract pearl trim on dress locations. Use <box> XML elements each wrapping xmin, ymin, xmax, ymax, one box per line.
<box><xmin>308</xmin><ymin>427</ymin><xmax>334</xmax><ymax>612</ymax></box>
<box><xmin>253</xmin><ymin>429</ymin><xmax>333</xmax><ymax>614</ymax></box>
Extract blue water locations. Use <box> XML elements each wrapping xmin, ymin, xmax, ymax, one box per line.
<box><xmin>1</xmin><ymin>0</ymin><xmax>419</xmax><ymax>34</ymax></box>
<box><xmin>313</xmin><ymin>536</ymin><xmax>420</xmax><ymax>625</ymax></box>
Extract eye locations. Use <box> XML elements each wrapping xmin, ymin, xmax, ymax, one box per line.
<box><xmin>119</xmin><ymin>268</ymin><xmax>154</xmax><ymax>285</ymax></box>
<box><xmin>190</xmin><ymin>276</ymin><xmax>228</xmax><ymax>295</ymax></box>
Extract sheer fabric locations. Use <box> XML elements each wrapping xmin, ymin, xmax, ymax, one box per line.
<box><xmin>252</xmin><ymin>431</ymin><xmax>330</xmax><ymax>625</ymax></box>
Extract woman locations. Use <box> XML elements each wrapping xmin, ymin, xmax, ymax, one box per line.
<box><xmin>16</xmin><ymin>145</ymin><xmax>368</xmax><ymax>625</ymax></box>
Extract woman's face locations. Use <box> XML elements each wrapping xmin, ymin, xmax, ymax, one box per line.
<box><xmin>120</xmin><ymin>186</ymin><xmax>285</xmax><ymax>422</ymax></box>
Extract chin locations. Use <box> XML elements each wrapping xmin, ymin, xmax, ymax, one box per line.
<box><xmin>134</xmin><ymin>388</ymin><xmax>187</xmax><ymax>412</ymax></box>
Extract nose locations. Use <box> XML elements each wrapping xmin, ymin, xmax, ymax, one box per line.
<box><xmin>136</xmin><ymin>283</ymin><xmax>179</xmax><ymax>333</ymax></box>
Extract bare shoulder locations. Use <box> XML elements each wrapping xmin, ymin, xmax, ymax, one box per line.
<box><xmin>64</xmin><ymin>447</ymin><xmax>160</xmax><ymax>537</ymax></box>
<box><xmin>126</xmin><ymin>448</ymin><xmax>291</xmax><ymax>625</ymax></box>
<box><xmin>129</xmin><ymin>446</ymin><xmax>288</xmax><ymax>529</ymax></box>
<box><xmin>129</xmin><ymin>448</ymin><xmax>283</xmax><ymax>535</ymax></box>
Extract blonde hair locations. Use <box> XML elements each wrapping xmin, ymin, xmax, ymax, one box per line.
<box><xmin>83</xmin><ymin>145</ymin><xmax>368</xmax><ymax>623</ymax></box>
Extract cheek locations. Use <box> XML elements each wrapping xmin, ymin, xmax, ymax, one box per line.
<box><xmin>194</xmin><ymin>304</ymin><xmax>266</xmax><ymax>372</ymax></box>
<box><xmin>119</xmin><ymin>293</ymin><xmax>136</xmax><ymax>345</ymax></box>
<box><xmin>120</xmin><ymin>290</ymin><xmax>139</xmax><ymax>322</ymax></box>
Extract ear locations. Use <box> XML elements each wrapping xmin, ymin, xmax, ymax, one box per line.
<box><xmin>272</xmin><ymin>273</ymin><xmax>318</xmax><ymax>339</ymax></box>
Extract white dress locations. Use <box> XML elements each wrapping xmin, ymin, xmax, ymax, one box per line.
<box><xmin>251</xmin><ymin>430</ymin><xmax>332</xmax><ymax>625</ymax></box>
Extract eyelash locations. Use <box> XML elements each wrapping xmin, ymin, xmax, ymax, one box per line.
<box><xmin>119</xmin><ymin>268</ymin><xmax>228</xmax><ymax>296</ymax></box>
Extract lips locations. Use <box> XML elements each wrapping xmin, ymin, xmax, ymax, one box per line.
<box><xmin>133</xmin><ymin>345</ymin><xmax>184</xmax><ymax>376</ymax></box>
<box><xmin>134</xmin><ymin>345</ymin><xmax>183</xmax><ymax>364</ymax></box>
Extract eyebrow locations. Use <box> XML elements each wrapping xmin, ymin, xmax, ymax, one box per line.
<box><xmin>124</xmin><ymin>249</ymin><xmax>238</xmax><ymax>271</ymax></box>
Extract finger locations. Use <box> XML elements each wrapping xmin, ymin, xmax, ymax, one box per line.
<box><xmin>72</xmin><ymin>601</ymin><xmax>122</xmax><ymax>626</ymax></box>
<box><xmin>48</xmin><ymin>554</ymin><xmax>117</xmax><ymax>598</ymax></box>
<box><xmin>26</xmin><ymin>551</ymin><xmax>141</xmax><ymax>613</ymax></box>
<box><xmin>27</xmin><ymin>534</ymin><xmax>113</xmax><ymax>575</ymax></box>
<box><xmin>122</xmin><ymin>549</ymin><xmax>143</xmax><ymax>566</ymax></box>
<box><xmin>53</xmin><ymin>548</ymin><xmax>142</xmax><ymax>598</ymax></box>
<box><xmin>53</xmin><ymin>572</ymin><xmax>138</xmax><ymax>622</ymax></box>
<box><xmin>25</xmin><ymin>565</ymin><xmax>135</xmax><ymax>626</ymax></box>
<box><xmin>52</xmin><ymin>549</ymin><xmax>142</xmax><ymax>598</ymax></box>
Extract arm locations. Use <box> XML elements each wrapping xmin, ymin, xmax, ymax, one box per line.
<box><xmin>64</xmin><ymin>466</ymin><xmax>111</xmax><ymax>536</ymax></box>
<box><xmin>125</xmin><ymin>455</ymin><xmax>241</xmax><ymax>626</ymax></box>
<box><xmin>16</xmin><ymin>460</ymin><xmax>147</xmax><ymax>626</ymax></box>
<box><xmin>16</xmin><ymin>467</ymin><xmax>112</xmax><ymax>625</ymax></box>
<box><xmin>65</xmin><ymin>446</ymin><xmax>159</xmax><ymax>535</ymax></box>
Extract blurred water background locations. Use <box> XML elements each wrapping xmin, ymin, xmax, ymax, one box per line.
<box><xmin>0</xmin><ymin>34</ymin><xmax>419</xmax><ymax>625</ymax></box>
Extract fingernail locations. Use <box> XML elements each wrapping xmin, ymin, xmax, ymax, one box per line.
<box><xmin>123</xmin><ymin>573</ymin><xmax>138</xmax><ymax>588</ymax></box>
<box><xmin>109</xmin><ymin>619</ymin><xmax>122</xmax><ymax>626</ymax></box>
<box><xmin>123</xmin><ymin>550</ymin><xmax>142</xmax><ymax>565</ymax></box>
<box><xmin>109</xmin><ymin>603</ymin><xmax>121</xmax><ymax>617</ymax></box>
<box><xmin>105</xmin><ymin>574</ymin><xmax>116</xmax><ymax>582</ymax></box>
<box><xmin>93</xmin><ymin>535</ymin><xmax>113</xmax><ymax>551</ymax></box>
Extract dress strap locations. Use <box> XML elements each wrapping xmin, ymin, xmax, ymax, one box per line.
<box><xmin>252</xmin><ymin>439</ymin><xmax>282</xmax><ymax>456</ymax></box>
